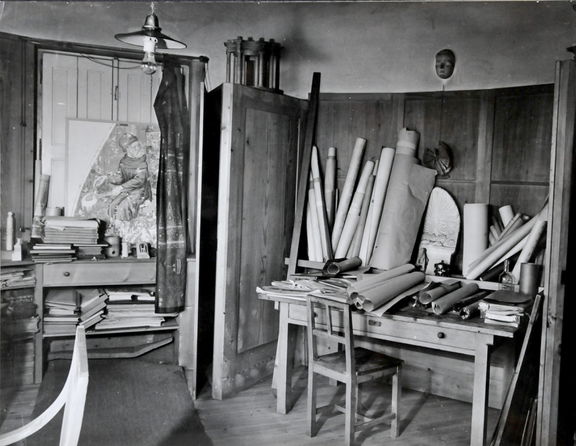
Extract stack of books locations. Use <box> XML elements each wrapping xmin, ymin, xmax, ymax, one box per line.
<box><xmin>95</xmin><ymin>287</ymin><xmax>175</xmax><ymax>330</ymax></box>
<box><xmin>0</xmin><ymin>268</ymin><xmax>36</xmax><ymax>288</ymax></box>
<box><xmin>44</xmin><ymin>288</ymin><xmax>107</xmax><ymax>335</ymax></box>
<box><xmin>42</xmin><ymin>216</ymin><xmax>101</xmax><ymax>245</ymax></box>
<box><xmin>75</xmin><ymin>243</ymin><xmax>107</xmax><ymax>260</ymax></box>
<box><xmin>478</xmin><ymin>300</ymin><xmax>531</xmax><ymax>328</ymax></box>
<box><xmin>30</xmin><ymin>243</ymin><xmax>77</xmax><ymax>263</ymax></box>
<box><xmin>1</xmin><ymin>288</ymin><xmax>39</xmax><ymax>339</ymax></box>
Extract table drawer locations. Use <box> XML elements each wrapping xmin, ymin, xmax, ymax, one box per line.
<box><xmin>288</xmin><ymin>304</ymin><xmax>479</xmax><ymax>353</ymax></box>
<box><xmin>42</xmin><ymin>261</ymin><xmax>156</xmax><ymax>286</ymax></box>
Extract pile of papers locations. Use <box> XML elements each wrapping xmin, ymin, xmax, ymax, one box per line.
<box><xmin>42</xmin><ymin>216</ymin><xmax>101</xmax><ymax>245</ymax></box>
<box><xmin>94</xmin><ymin>288</ymin><xmax>175</xmax><ymax>330</ymax></box>
<box><xmin>44</xmin><ymin>288</ymin><xmax>107</xmax><ymax>335</ymax></box>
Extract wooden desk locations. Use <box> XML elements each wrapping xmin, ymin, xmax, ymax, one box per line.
<box><xmin>263</xmin><ymin>295</ymin><xmax>517</xmax><ymax>446</ymax></box>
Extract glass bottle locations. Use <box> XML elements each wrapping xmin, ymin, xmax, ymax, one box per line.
<box><xmin>498</xmin><ymin>259</ymin><xmax>515</xmax><ymax>290</ymax></box>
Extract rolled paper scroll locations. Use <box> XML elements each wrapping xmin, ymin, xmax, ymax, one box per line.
<box><xmin>418</xmin><ymin>279</ymin><xmax>461</xmax><ymax>305</ymax></box>
<box><xmin>335</xmin><ymin>160</ymin><xmax>375</xmax><ymax>258</ymax></box>
<box><xmin>498</xmin><ymin>213</ymin><xmax>524</xmax><ymax>240</ymax></box>
<box><xmin>511</xmin><ymin>216</ymin><xmax>547</xmax><ymax>280</ymax></box>
<box><xmin>322</xmin><ymin>256</ymin><xmax>362</xmax><ymax>277</ymax></box>
<box><xmin>499</xmin><ymin>205</ymin><xmax>515</xmax><ymax>227</ymax></box>
<box><xmin>356</xmin><ymin>271</ymin><xmax>425</xmax><ymax>312</ymax></box>
<box><xmin>307</xmin><ymin>176</ymin><xmax>323</xmax><ymax>262</ymax></box>
<box><xmin>465</xmin><ymin>203</ymin><xmax>548</xmax><ymax>280</ymax></box>
<box><xmin>34</xmin><ymin>174</ymin><xmax>51</xmax><ymax>217</ymax></box>
<box><xmin>348</xmin><ymin>160</ymin><xmax>377</xmax><ymax>259</ymax></box>
<box><xmin>396</xmin><ymin>128</ymin><xmax>419</xmax><ymax>157</ymax></box>
<box><xmin>332</xmin><ymin>137</ymin><xmax>366</xmax><ymax>248</ymax></box>
<box><xmin>359</xmin><ymin>147</ymin><xmax>395</xmax><ymax>264</ymax></box>
<box><xmin>348</xmin><ymin>263</ymin><xmax>416</xmax><ymax>297</ymax></box>
<box><xmin>311</xmin><ymin>146</ymin><xmax>333</xmax><ymax>260</ymax></box>
<box><xmin>462</xmin><ymin>203</ymin><xmax>488</xmax><ymax>276</ymax></box>
<box><xmin>370</xmin><ymin>148</ymin><xmax>436</xmax><ymax>270</ymax></box>
<box><xmin>431</xmin><ymin>282</ymin><xmax>479</xmax><ymax>315</ymax></box>
<box><xmin>324</xmin><ymin>146</ymin><xmax>337</xmax><ymax>227</ymax></box>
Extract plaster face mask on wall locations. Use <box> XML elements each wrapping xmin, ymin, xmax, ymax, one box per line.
<box><xmin>435</xmin><ymin>49</ymin><xmax>456</xmax><ymax>80</ymax></box>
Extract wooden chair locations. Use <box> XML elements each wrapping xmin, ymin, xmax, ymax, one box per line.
<box><xmin>306</xmin><ymin>295</ymin><xmax>402</xmax><ymax>446</ymax></box>
<box><xmin>0</xmin><ymin>325</ymin><xmax>89</xmax><ymax>446</ymax></box>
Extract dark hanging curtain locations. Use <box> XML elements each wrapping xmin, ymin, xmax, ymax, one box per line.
<box><xmin>154</xmin><ymin>57</ymin><xmax>189</xmax><ymax>313</ymax></box>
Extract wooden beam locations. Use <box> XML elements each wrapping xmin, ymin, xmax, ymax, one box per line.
<box><xmin>287</xmin><ymin>73</ymin><xmax>321</xmax><ymax>278</ymax></box>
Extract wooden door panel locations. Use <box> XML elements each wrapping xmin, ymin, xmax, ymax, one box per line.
<box><xmin>491</xmin><ymin>85</ymin><xmax>553</xmax><ymax>183</ymax></box>
<box><xmin>212</xmin><ymin>83</ymin><xmax>302</xmax><ymax>398</ymax></box>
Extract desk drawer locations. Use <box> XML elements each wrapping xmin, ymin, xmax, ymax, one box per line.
<box><xmin>42</xmin><ymin>261</ymin><xmax>156</xmax><ymax>287</ymax></box>
<box><xmin>288</xmin><ymin>304</ymin><xmax>479</xmax><ymax>353</ymax></box>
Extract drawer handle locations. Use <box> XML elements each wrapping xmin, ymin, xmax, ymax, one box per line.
<box><xmin>437</xmin><ymin>332</ymin><xmax>445</xmax><ymax>339</ymax></box>
<box><xmin>62</xmin><ymin>271</ymin><xmax>70</xmax><ymax>277</ymax></box>
<box><xmin>368</xmin><ymin>319</ymin><xmax>382</xmax><ymax>327</ymax></box>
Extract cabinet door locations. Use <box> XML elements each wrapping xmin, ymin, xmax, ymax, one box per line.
<box><xmin>538</xmin><ymin>59</ymin><xmax>576</xmax><ymax>446</ymax></box>
<box><xmin>77</xmin><ymin>55</ymin><xmax>114</xmax><ymax>121</ymax></box>
<box><xmin>211</xmin><ymin>84</ymin><xmax>303</xmax><ymax>399</ymax></box>
<box><xmin>116</xmin><ymin>60</ymin><xmax>161</xmax><ymax>124</ymax></box>
<box><xmin>41</xmin><ymin>53</ymin><xmax>79</xmax><ymax>207</ymax></box>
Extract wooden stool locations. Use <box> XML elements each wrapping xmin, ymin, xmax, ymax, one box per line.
<box><xmin>306</xmin><ymin>295</ymin><xmax>402</xmax><ymax>445</ymax></box>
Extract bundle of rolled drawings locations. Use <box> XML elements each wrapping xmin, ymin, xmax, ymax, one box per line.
<box><xmin>463</xmin><ymin>200</ymin><xmax>548</xmax><ymax>282</ymax></box>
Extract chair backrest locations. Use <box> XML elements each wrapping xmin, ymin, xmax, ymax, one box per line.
<box><xmin>307</xmin><ymin>295</ymin><xmax>355</xmax><ymax>375</ymax></box>
<box><xmin>0</xmin><ymin>325</ymin><xmax>89</xmax><ymax>446</ymax></box>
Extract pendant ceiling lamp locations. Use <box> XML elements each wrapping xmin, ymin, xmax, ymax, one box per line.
<box><xmin>114</xmin><ymin>2</ymin><xmax>186</xmax><ymax>75</ymax></box>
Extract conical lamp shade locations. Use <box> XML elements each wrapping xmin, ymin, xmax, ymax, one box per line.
<box><xmin>114</xmin><ymin>13</ymin><xmax>186</xmax><ymax>50</ymax></box>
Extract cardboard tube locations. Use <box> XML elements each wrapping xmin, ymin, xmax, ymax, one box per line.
<box><xmin>370</xmin><ymin>148</ymin><xmax>436</xmax><ymax>269</ymax></box>
<box><xmin>498</xmin><ymin>213</ymin><xmax>523</xmax><ymax>240</ymax></box>
<box><xmin>418</xmin><ymin>279</ymin><xmax>461</xmax><ymax>304</ymax></box>
<box><xmin>511</xmin><ymin>218</ymin><xmax>547</xmax><ymax>280</ymax></box>
<box><xmin>359</xmin><ymin>147</ymin><xmax>395</xmax><ymax>264</ymax></box>
<box><xmin>348</xmin><ymin>160</ymin><xmax>377</xmax><ymax>259</ymax></box>
<box><xmin>499</xmin><ymin>205</ymin><xmax>514</xmax><ymax>227</ymax></box>
<box><xmin>465</xmin><ymin>203</ymin><xmax>548</xmax><ymax>280</ymax></box>
<box><xmin>462</xmin><ymin>203</ymin><xmax>489</xmax><ymax>276</ymax></box>
<box><xmin>331</xmin><ymin>137</ymin><xmax>366</xmax><ymax>248</ymax></box>
<box><xmin>307</xmin><ymin>177</ymin><xmax>323</xmax><ymax>262</ymax></box>
<box><xmin>324</xmin><ymin>147</ymin><xmax>337</xmax><ymax>228</ymax></box>
<box><xmin>323</xmin><ymin>256</ymin><xmax>362</xmax><ymax>277</ymax></box>
<box><xmin>335</xmin><ymin>160</ymin><xmax>374</xmax><ymax>258</ymax></box>
<box><xmin>311</xmin><ymin>146</ymin><xmax>333</xmax><ymax>260</ymax></box>
<box><xmin>432</xmin><ymin>283</ymin><xmax>479</xmax><ymax>315</ymax></box>
<box><xmin>34</xmin><ymin>174</ymin><xmax>51</xmax><ymax>217</ymax></box>
<box><xmin>358</xmin><ymin>271</ymin><xmax>425</xmax><ymax>312</ymax></box>
<box><xmin>348</xmin><ymin>263</ymin><xmax>415</xmax><ymax>296</ymax></box>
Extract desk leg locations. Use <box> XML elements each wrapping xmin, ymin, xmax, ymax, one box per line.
<box><xmin>275</xmin><ymin>302</ymin><xmax>295</xmax><ymax>414</ymax></box>
<box><xmin>471</xmin><ymin>341</ymin><xmax>490</xmax><ymax>446</ymax></box>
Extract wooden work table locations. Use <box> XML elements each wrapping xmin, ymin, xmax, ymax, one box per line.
<box><xmin>259</xmin><ymin>292</ymin><xmax>518</xmax><ymax>446</ymax></box>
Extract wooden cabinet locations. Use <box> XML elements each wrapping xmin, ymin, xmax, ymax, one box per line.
<box><xmin>35</xmin><ymin>259</ymin><xmax>181</xmax><ymax>382</ymax></box>
<box><xmin>200</xmin><ymin>83</ymin><xmax>304</xmax><ymax>399</ymax></box>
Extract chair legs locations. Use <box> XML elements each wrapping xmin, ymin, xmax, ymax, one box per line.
<box><xmin>307</xmin><ymin>366</ymin><xmax>318</xmax><ymax>437</ymax></box>
<box><xmin>344</xmin><ymin>377</ymin><xmax>358</xmax><ymax>446</ymax></box>
<box><xmin>390</xmin><ymin>366</ymin><xmax>401</xmax><ymax>438</ymax></box>
<box><xmin>307</xmin><ymin>369</ymin><xmax>401</xmax><ymax>444</ymax></box>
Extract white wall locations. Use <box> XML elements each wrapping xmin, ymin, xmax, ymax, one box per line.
<box><xmin>1</xmin><ymin>1</ymin><xmax>575</xmax><ymax>97</ymax></box>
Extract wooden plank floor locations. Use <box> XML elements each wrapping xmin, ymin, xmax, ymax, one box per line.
<box><xmin>195</xmin><ymin>369</ymin><xmax>500</xmax><ymax>446</ymax></box>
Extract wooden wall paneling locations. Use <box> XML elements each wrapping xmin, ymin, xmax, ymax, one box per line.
<box><xmin>475</xmin><ymin>91</ymin><xmax>496</xmax><ymax>203</ymax></box>
<box><xmin>490</xmin><ymin>184</ymin><xmax>550</xmax><ymax>217</ymax></box>
<box><xmin>77</xmin><ymin>55</ymin><xmax>114</xmax><ymax>121</ymax></box>
<box><xmin>0</xmin><ymin>34</ymin><xmax>35</xmax><ymax>245</ymax></box>
<box><xmin>491</xmin><ymin>85</ymin><xmax>554</xmax><ymax>183</ymax></box>
<box><xmin>537</xmin><ymin>60</ymin><xmax>575</xmax><ymax>446</ymax></box>
<box><xmin>403</xmin><ymin>94</ymin><xmax>442</xmax><ymax>159</ymax></box>
<box><xmin>212</xmin><ymin>84</ymin><xmax>302</xmax><ymax>399</ymax></box>
<box><xmin>438</xmin><ymin>93</ymin><xmax>480</xmax><ymax>182</ymax></box>
<box><xmin>315</xmin><ymin>94</ymin><xmax>399</xmax><ymax>194</ymax></box>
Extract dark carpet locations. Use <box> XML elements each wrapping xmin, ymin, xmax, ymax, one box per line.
<box><xmin>27</xmin><ymin>358</ymin><xmax>213</xmax><ymax>446</ymax></box>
